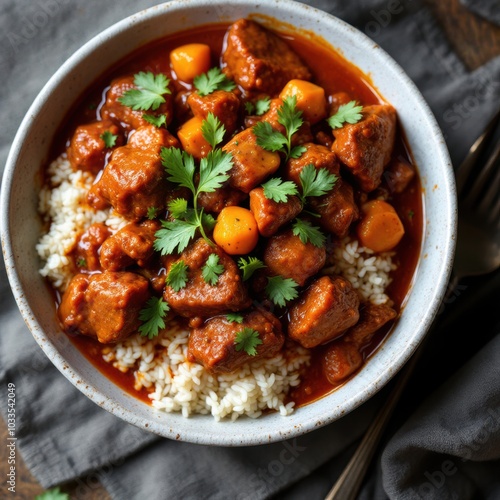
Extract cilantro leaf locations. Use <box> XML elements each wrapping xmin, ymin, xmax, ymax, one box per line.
<box><xmin>201</xmin><ymin>112</ymin><xmax>226</xmax><ymax>149</ymax></box>
<box><xmin>161</xmin><ymin>147</ymin><xmax>197</xmax><ymax>192</ymax></box>
<box><xmin>299</xmin><ymin>164</ymin><xmax>338</xmax><ymax>199</ymax></box>
<box><xmin>143</xmin><ymin>113</ymin><xmax>167</xmax><ymax>128</ymax></box>
<box><xmin>226</xmin><ymin>312</ymin><xmax>244</xmax><ymax>323</ymax></box>
<box><xmin>238</xmin><ymin>256</ymin><xmax>266</xmax><ymax>281</ymax></box>
<box><xmin>100</xmin><ymin>130</ymin><xmax>118</xmax><ymax>148</ymax></box>
<box><xmin>292</xmin><ymin>218</ymin><xmax>326</xmax><ymax>247</ymax></box>
<box><xmin>147</xmin><ymin>206</ymin><xmax>158</xmax><ymax>220</ymax></box>
<box><xmin>194</xmin><ymin>67</ymin><xmax>236</xmax><ymax>96</ymax></box>
<box><xmin>253</xmin><ymin>96</ymin><xmax>305</xmax><ymax>162</ymax></box>
<box><xmin>234</xmin><ymin>327</ymin><xmax>263</xmax><ymax>356</ymax></box>
<box><xmin>76</xmin><ymin>257</ymin><xmax>86</xmax><ymax>268</ymax></box>
<box><xmin>327</xmin><ymin>101</ymin><xmax>363</xmax><ymax>129</ymax></box>
<box><xmin>139</xmin><ymin>296</ymin><xmax>169</xmax><ymax>339</ymax></box>
<box><xmin>167</xmin><ymin>198</ymin><xmax>188</xmax><ymax>219</ymax></box>
<box><xmin>154</xmin><ymin>218</ymin><xmax>198</xmax><ymax>255</ymax></box>
<box><xmin>266</xmin><ymin>275</ymin><xmax>299</xmax><ymax>307</ymax></box>
<box><xmin>261</xmin><ymin>177</ymin><xmax>298</xmax><ymax>203</ymax></box>
<box><xmin>202</xmin><ymin>254</ymin><xmax>225</xmax><ymax>285</ymax></box>
<box><xmin>244</xmin><ymin>102</ymin><xmax>255</xmax><ymax>115</ymax></box>
<box><xmin>35</xmin><ymin>487</ymin><xmax>69</xmax><ymax>500</ymax></box>
<box><xmin>166</xmin><ymin>260</ymin><xmax>189</xmax><ymax>292</ymax></box>
<box><xmin>118</xmin><ymin>72</ymin><xmax>171</xmax><ymax>111</ymax></box>
<box><xmin>253</xmin><ymin>121</ymin><xmax>287</xmax><ymax>152</ymax></box>
<box><xmin>198</xmin><ymin>148</ymin><xmax>232</xmax><ymax>193</ymax></box>
<box><xmin>255</xmin><ymin>97</ymin><xmax>271</xmax><ymax>116</ymax></box>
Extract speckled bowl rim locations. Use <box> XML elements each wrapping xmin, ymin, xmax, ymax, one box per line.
<box><xmin>1</xmin><ymin>0</ymin><xmax>456</xmax><ymax>445</ymax></box>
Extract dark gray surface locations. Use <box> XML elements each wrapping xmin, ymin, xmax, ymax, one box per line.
<box><xmin>1</xmin><ymin>1</ymin><xmax>499</xmax><ymax>499</ymax></box>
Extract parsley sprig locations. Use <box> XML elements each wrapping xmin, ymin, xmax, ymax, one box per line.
<box><xmin>327</xmin><ymin>100</ymin><xmax>363</xmax><ymax>129</ymax></box>
<box><xmin>245</xmin><ymin>97</ymin><xmax>271</xmax><ymax>116</ymax></box>
<box><xmin>118</xmin><ymin>72</ymin><xmax>171</xmax><ymax>111</ymax></box>
<box><xmin>100</xmin><ymin>130</ymin><xmax>118</xmax><ymax>148</ymax></box>
<box><xmin>226</xmin><ymin>312</ymin><xmax>244</xmax><ymax>323</ymax></box>
<box><xmin>253</xmin><ymin>96</ymin><xmax>307</xmax><ymax>161</ymax></box>
<box><xmin>139</xmin><ymin>296</ymin><xmax>170</xmax><ymax>339</ymax></box>
<box><xmin>238</xmin><ymin>256</ymin><xmax>266</xmax><ymax>281</ymax></box>
<box><xmin>261</xmin><ymin>177</ymin><xmax>298</xmax><ymax>203</ymax></box>
<box><xmin>234</xmin><ymin>327</ymin><xmax>262</xmax><ymax>356</ymax></box>
<box><xmin>194</xmin><ymin>67</ymin><xmax>236</xmax><ymax>96</ymax></box>
<box><xmin>35</xmin><ymin>487</ymin><xmax>69</xmax><ymax>500</ymax></box>
<box><xmin>265</xmin><ymin>276</ymin><xmax>299</xmax><ymax>307</ymax></box>
<box><xmin>292</xmin><ymin>218</ymin><xmax>326</xmax><ymax>247</ymax></box>
<box><xmin>154</xmin><ymin>113</ymin><xmax>232</xmax><ymax>255</ymax></box>
<box><xmin>166</xmin><ymin>261</ymin><xmax>189</xmax><ymax>291</ymax></box>
<box><xmin>202</xmin><ymin>254</ymin><xmax>224</xmax><ymax>285</ymax></box>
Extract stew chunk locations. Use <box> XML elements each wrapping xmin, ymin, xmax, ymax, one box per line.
<box><xmin>58</xmin><ymin>271</ymin><xmax>150</xmax><ymax>344</ymax></box>
<box><xmin>222</xmin><ymin>19</ymin><xmax>312</xmax><ymax>96</ymax></box>
<box><xmin>322</xmin><ymin>302</ymin><xmax>397</xmax><ymax>384</ymax></box>
<box><xmin>88</xmin><ymin>146</ymin><xmax>167</xmax><ymax>220</ymax></box>
<box><xmin>164</xmin><ymin>239</ymin><xmax>251</xmax><ymax>318</ymax></box>
<box><xmin>288</xmin><ymin>275</ymin><xmax>360</xmax><ymax>348</ymax></box>
<box><xmin>187</xmin><ymin>307</ymin><xmax>284</xmax><ymax>373</ymax></box>
<box><xmin>332</xmin><ymin>104</ymin><xmax>396</xmax><ymax>192</ymax></box>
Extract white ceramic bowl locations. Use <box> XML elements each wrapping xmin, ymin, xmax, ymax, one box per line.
<box><xmin>0</xmin><ymin>0</ymin><xmax>456</xmax><ymax>445</ymax></box>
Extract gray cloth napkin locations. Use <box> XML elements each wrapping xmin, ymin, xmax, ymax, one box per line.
<box><xmin>1</xmin><ymin>1</ymin><xmax>499</xmax><ymax>499</ymax></box>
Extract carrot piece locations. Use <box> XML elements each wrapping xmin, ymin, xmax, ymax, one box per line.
<box><xmin>213</xmin><ymin>206</ymin><xmax>259</xmax><ymax>255</ymax></box>
<box><xmin>170</xmin><ymin>43</ymin><xmax>211</xmax><ymax>82</ymax></box>
<box><xmin>177</xmin><ymin>116</ymin><xmax>211</xmax><ymax>159</ymax></box>
<box><xmin>357</xmin><ymin>200</ymin><xmax>405</xmax><ymax>252</ymax></box>
<box><xmin>279</xmin><ymin>79</ymin><xmax>327</xmax><ymax>124</ymax></box>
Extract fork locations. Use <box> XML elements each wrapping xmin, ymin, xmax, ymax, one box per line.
<box><xmin>325</xmin><ymin>108</ymin><xmax>500</xmax><ymax>500</ymax></box>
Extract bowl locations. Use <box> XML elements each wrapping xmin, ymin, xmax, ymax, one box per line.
<box><xmin>0</xmin><ymin>0</ymin><xmax>456</xmax><ymax>445</ymax></box>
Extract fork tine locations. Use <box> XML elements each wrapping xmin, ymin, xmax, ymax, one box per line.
<box><xmin>456</xmin><ymin>108</ymin><xmax>500</xmax><ymax>198</ymax></box>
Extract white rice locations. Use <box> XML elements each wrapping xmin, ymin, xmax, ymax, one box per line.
<box><xmin>37</xmin><ymin>155</ymin><xmax>396</xmax><ymax>420</ymax></box>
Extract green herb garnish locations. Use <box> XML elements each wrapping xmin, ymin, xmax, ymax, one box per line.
<box><xmin>193</xmin><ymin>67</ymin><xmax>236</xmax><ymax>96</ymax></box>
<box><xmin>202</xmin><ymin>254</ymin><xmax>224</xmax><ymax>285</ymax></box>
<box><xmin>118</xmin><ymin>72</ymin><xmax>171</xmax><ymax>111</ymax></box>
<box><xmin>143</xmin><ymin>113</ymin><xmax>167</xmax><ymax>128</ymax></box>
<box><xmin>265</xmin><ymin>275</ymin><xmax>299</xmax><ymax>307</ymax></box>
<box><xmin>154</xmin><ymin>114</ymin><xmax>232</xmax><ymax>255</ymax></box>
<box><xmin>253</xmin><ymin>95</ymin><xmax>306</xmax><ymax>161</ymax></box>
<box><xmin>237</xmin><ymin>256</ymin><xmax>267</xmax><ymax>281</ymax></box>
<box><xmin>261</xmin><ymin>177</ymin><xmax>299</xmax><ymax>203</ymax></box>
<box><xmin>166</xmin><ymin>261</ymin><xmax>189</xmax><ymax>292</ymax></box>
<box><xmin>234</xmin><ymin>327</ymin><xmax>263</xmax><ymax>356</ymax></box>
<box><xmin>100</xmin><ymin>130</ymin><xmax>118</xmax><ymax>148</ymax></box>
<box><xmin>139</xmin><ymin>297</ymin><xmax>169</xmax><ymax>339</ymax></box>
<box><xmin>226</xmin><ymin>313</ymin><xmax>244</xmax><ymax>324</ymax></box>
<box><xmin>327</xmin><ymin>100</ymin><xmax>363</xmax><ymax>129</ymax></box>
<box><xmin>292</xmin><ymin>218</ymin><xmax>326</xmax><ymax>247</ymax></box>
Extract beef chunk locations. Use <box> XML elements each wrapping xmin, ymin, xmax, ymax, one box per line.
<box><xmin>128</xmin><ymin>124</ymin><xmax>180</xmax><ymax>153</ymax></box>
<box><xmin>345</xmin><ymin>301</ymin><xmax>397</xmax><ymax>345</ymax></box>
<box><xmin>309</xmin><ymin>177</ymin><xmax>359</xmax><ymax>237</ymax></box>
<box><xmin>263</xmin><ymin>229</ymin><xmax>326</xmax><ymax>286</ymax></box>
<box><xmin>383</xmin><ymin>158</ymin><xmax>415</xmax><ymax>194</ymax></box>
<box><xmin>164</xmin><ymin>238</ymin><xmax>251</xmax><ymax>317</ymax></box>
<box><xmin>71</xmin><ymin>223</ymin><xmax>110</xmax><ymax>272</ymax></box>
<box><xmin>87</xmin><ymin>146</ymin><xmax>167</xmax><ymax>220</ymax></box>
<box><xmin>332</xmin><ymin>104</ymin><xmax>396</xmax><ymax>192</ymax></box>
<box><xmin>284</xmin><ymin>142</ymin><xmax>340</xmax><ymax>185</ymax></box>
<box><xmin>321</xmin><ymin>340</ymin><xmax>363</xmax><ymax>385</ymax></box>
<box><xmin>58</xmin><ymin>271</ymin><xmax>150</xmax><ymax>343</ymax></box>
<box><xmin>287</xmin><ymin>275</ymin><xmax>360</xmax><ymax>348</ymax></box>
<box><xmin>100</xmin><ymin>75</ymin><xmax>174</xmax><ymax>133</ymax></box>
<box><xmin>187</xmin><ymin>307</ymin><xmax>284</xmax><ymax>373</ymax></box>
<box><xmin>100</xmin><ymin>220</ymin><xmax>160</xmax><ymax>271</ymax></box>
<box><xmin>321</xmin><ymin>302</ymin><xmax>397</xmax><ymax>384</ymax></box>
<box><xmin>223</xmin><ymin>128</ymin><xmax>281</xmax><ymax>193</ymax></box>
<box><xmin>67</xmin><ymin>120</ymin><xmax>123</xmax><ymax>174</ymax></box>
<box><xmin>249</xmin><ymin>187</ymin><xmax>302</xmax><ymax>237</ymax></box>
<box><xmin>222</xmin><ymin>19</ymin><xmax>311</xmax><ymax>95</ymax></box>
<box><xmin>187</xmin><ymin>90</ymin><xmax>241</xmax><ymax>136</ymax></box>
<box><xmin>197</xmin><ymin>184</ymin><xmax>247</xmax><ymax>214</ymax></box>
